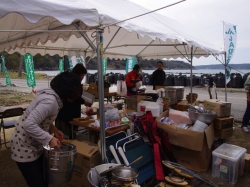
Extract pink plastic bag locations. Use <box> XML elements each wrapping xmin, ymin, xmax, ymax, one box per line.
<box><xmin>169</xmin><ymin>109</ymin><xmax>193</xmax><ymax>125</ymax></box>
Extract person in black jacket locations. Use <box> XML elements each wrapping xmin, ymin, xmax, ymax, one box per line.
<box><xmin>151</xmin><ymin>61</ymin><xmax>166</xmax><ymax>90</ymax></box>
<box><xmin>55</xmin><ymin>63</ymin><xmax>88</xmax><ymax>139</ymax></box>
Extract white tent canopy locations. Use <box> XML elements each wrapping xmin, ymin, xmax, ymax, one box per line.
<box><xmin>0</xmin><ymin>0</ymin><xmax>224</xmax><ymax>162</ymax></box>
<box><xmin>0</xmin><ymin>0</ymin><xmax>223</xmax><ymax>59</ymax></box>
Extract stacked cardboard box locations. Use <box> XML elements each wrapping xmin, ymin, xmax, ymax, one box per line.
<box><xmin>204</xmin><ymin>99</ymin><xmax>233</xmax><ymax>139</ymax></box>
<box><xmin>204</xmin><ymin>99</ymin><xmax>231</xmax><ymax>118</ymax></box>
<box><xmin>245</xmin><ymin>153</ymin><xmax>250</xmax><ymax>173</ymax></box>
<box><xmin>213</xmin><ymin>116</ymin><xmax>234</xmax><ymax>139</ymax></box>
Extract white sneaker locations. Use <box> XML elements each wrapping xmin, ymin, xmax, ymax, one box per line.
<box><xmin>242</xmin><ymin>127</ymin><xmax>249</xmax><ymax>133</ymax></box>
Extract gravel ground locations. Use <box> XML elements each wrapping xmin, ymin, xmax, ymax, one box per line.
<box><xmin>1</xmin><ymin>87</ymin><xmax>250</xmax><ymax>187</ymax></box>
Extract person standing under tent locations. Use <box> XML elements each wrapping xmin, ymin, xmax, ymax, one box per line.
<box><xmin>125</xmin><ymin>64</ymin><xmax>142</xmax><ymax>96</ymax></box>
<box><xmin>151</xmin><ymin>61</ymin><xmax>166</xmax><ymax>90</ymax></box>
<box><xmin>242</xmin><ymin>73</ymin><xmax>250</xmax><ymax>133</ymax></box>
<box><xmin>10</xmin><ymin>72</ymin><xmax>82</xmax><ymax>187</ymax></box>
<box><xmin>56</xmin><ymin>63</ymin><xmax>89</xmax><ymax>139</ymax></box>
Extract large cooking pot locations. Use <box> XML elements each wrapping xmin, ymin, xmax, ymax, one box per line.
<box><xmin>165</xmin><ymin>86</ymin><xmax>184</xmax><ymax>101</ymax></box>
<box><xmin>188</xmin><ymin>109</ymin><xmax>216</xmax><ymax>124</ymax></box>
<box><xmin>87</xmin><ymin>163</ymin><xmax>120</xmax><ymax>187</ymax></box>
<box><xmin>112</xmin><ymin>167</ymin><xmax>139</xmax><ymax>182</ymax></box>
<box><xmin>43</xmin><ymin>142</ymin><xmax>77</xmax><ymax>185</ymax></box>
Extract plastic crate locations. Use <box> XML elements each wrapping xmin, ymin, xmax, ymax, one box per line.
<box><xmin>212</xmin><ymin>143</ymin><xmax>246</xmax><ymax>185</ymax></box>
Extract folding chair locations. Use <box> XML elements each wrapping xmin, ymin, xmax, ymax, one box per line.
<box><xmin>117</xmin><ymin>137</ymin><xmax>155</xmax><ymax>185</ymax></box>
<box><xmin>0</xmin><ymin>107</ymin><xmax>24</xmax><ymax>149</ymax></box>
<box><xmin>99</xmin><ymin>131</ymin><xmax>127</xmax><ymax>163</ymax></box>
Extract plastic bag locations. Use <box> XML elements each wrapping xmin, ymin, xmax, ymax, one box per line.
<box><xmin>135</xmin><ymin>81</ymin><xmax>142</xmax><ymax>89</ymax></box>
<box><xmin>117</xmin><ymin>80</ymin><xmax>127</xmax><ymax>96</ymax></box>
<box><xmin>105</xmin><ymin>108</ymin><xmax>119</xmax><ymax>121</ymax></box>
<box><xmin>169</xmin><ymin>109</ymin><xmax>193</xmax><ymax>125</ymax></box>
<box><xmin>211</xmin><ymin>83</ymin><xmax>216</xmax><ymax>99</ymax></box>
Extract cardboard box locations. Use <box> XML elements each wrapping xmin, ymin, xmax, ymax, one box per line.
<box><xmin>204</xmin><ymin>99</ymin><xmax>231</xmax><ymax>117</ymax></box>
<box><xmin>214</xmin><ymin>116</ymin><xmax>234</xmax><ymax>130</ymax></box>
<box><xmin>68</xmin><ymin>140</ymin><xmax>101</xmax><ymax>187</ymax></box>
<box><xmin>157</xmin><ymin>110</ymin><xmax>214</xmax><ymax>171</ymax></box>
<box><xmin>162</xmin><ymin>100</ymin><xmax>170</xmax><ymax>111</ymax></box>
<box><xmin>214</xmin><ymin>128</ymin><xmax>233</xmax><ymax>139</ymax></box>
<box><xmin>245</xmin><ymin>153</ymin><xmax>250</xmax><ymax>172</ymax></box>
<box><xmin>125</xmin><ymin>95</ymin><xmax>146</xmax><ymax>111</ymax></box>
<box><xmin>177</xmin><ymin>101</ymin><xmax>199</xmax><ymax>111</ymax></box>
<box><xmin>177</xmin><ymin>101</ymin><xmax>190</xmax><ymax>111</ymax></box>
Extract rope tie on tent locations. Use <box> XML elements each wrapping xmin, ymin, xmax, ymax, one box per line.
<box><xmin>47</xmin><ymin>21</ymin><xmax>51</xmax><ymax>31</ymax></box>
<box><xmin>91</xmin><ymin>32</ymin><xmax>96</xmax><ymax>38</ymax></box>
<box><xmin>108</xmin><ymin>26</ymin><xmax>110</xmax><ymax>33</ymax></box>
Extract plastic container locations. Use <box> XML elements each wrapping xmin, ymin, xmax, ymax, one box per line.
<box><xmin>137</xmin><ymin>100</ymin><xmax>160</xmax><ymax>117</ymax></box>
<box><xmin>190</xmin><ymin>120</ymin><xmax>208</xmax><ymax>132</ymax></box>
<box><xmin>212</xmin><ymin>143</ymin><xmax>246</xmax><ymax>185</ymax></box>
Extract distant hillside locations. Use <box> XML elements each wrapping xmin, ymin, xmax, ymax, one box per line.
<box><xmin>87</xmin><ymin>57</ymin><xmax>194</xmax><ymax>70</ymax></box>
<box><xmin>195</xmin><ymin>64</ymin><xmax>250</xmax><ymax>70</ymax></box>
<box><xmin>0</xmin><ymin>52</ymin><xmax>194</xmax><ymax>71</ymax></box>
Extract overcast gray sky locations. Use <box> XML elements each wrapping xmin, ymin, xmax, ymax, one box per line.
<box><xmin>130</xmin><ymin>0</ymin><xmax>250</xmax><ymax>66</ymax></box>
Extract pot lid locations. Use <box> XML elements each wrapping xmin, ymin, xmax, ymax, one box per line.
<box><xmin>99</xmin><ymin>164</ymin><xmax>124</xmax><ymax>176</ymax></box>
<box><xmin>112</xmin><ymin>167</ymin><xmax>139</xmax><ymax>181</ymax></box>
<box><xmin>43</xmin><ymin>142</ymin><xmax>76</xmax><ymax>152</ymax></box>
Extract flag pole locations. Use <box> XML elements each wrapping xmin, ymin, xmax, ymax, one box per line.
<box><xmin>224</xmin><ymin>52</ymin><xmax>227</xmax><ymax>102</ymax></box>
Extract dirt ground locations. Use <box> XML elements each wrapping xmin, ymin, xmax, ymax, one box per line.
<box><xmin>1</xmin><ymin>90</ymin><xmax>250</xmax><ymax>187</ymax></box>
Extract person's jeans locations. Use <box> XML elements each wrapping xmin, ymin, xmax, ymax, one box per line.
<box><xmin>16</xmin><ymin>154</ymin><xmax>48</xmax><ymax>187</ymax></box>
<box><xmin>242</xmin><ymin>102</ymin><xmax>250</xmax><ymax>127</ymax></box>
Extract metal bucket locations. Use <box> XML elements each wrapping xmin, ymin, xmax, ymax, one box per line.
<box><xmin>165</xmin><ymin>88</ymin><xmax>177</xmax><ymax>103</ymax></box>
<box><xmin>87</xmin><ymin>164</ymin><xmax>120</xmax><ymax>187</ymax></box>
<box><xmin>166</xmin><ymin>86</ymin><xmax>184</xmax><ymax>101</ymax></box>
<box><xmin>87</xmin><ymin>168</ymin><xmax>100</xmax><ymax>187</ymax></box>
<box><xmin>43</xmin><ymin>142</ymin><xmax>77</xmax><ymax>185</ymax></box>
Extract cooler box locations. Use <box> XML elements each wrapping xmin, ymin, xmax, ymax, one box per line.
<box><xmin>212</xmin><ymin>143</ymin><xmax>246</xmax><ymax>185</ymax></box>
<box><xmin>137</xmin><ymin>100</ymin><xmax>160</xmax><ymax>117</ymax></box>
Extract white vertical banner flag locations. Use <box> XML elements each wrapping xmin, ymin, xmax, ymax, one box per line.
<box><xmin>223</xmin><ymin>22</ymin><xmax>237</xmax><ymax>84</ymax></box>
<box><xmin>70</xmin><ymin>56</ymin><xmax>85</xmax><ymax>68</ymax></box>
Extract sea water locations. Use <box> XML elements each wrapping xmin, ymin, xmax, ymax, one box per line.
<box><xmin>35</xmin><ymin>69</ymin><xmax>250</xmax><ymax>77</ymax></box>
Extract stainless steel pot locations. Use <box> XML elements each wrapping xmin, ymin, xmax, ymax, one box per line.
<box><xmin>112</xmin><ymin>167</ymin><xmax>139</xmax><ymax>182</ymax></box>
<box><xmin>188</xmin><ymin>109</ymin><xmax>216</xmax><ymax>124</ymax></box>
<box><xmin>165</xmin><ymin>86</ymin><xmax>184</xmax><ymax>101</ymax></box>
<box><xmin>43</xmin><ymin>142</ymin><xmax>77</xmax><ymax>185</ymax></box>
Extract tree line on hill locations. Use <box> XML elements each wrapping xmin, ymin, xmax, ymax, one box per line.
<box><xmin>0</xmin><ymin>52</ymin><xmax>198</xmax><ymax>72</ymax></box>
<box><xmin>1</xmin><ymin>52</ymin><xmax>249</xmax><ymax>72</ymax></box>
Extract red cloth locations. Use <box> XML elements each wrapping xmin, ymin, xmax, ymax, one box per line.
<box><xmin>154</xmin><ymin>143</ymin><xmax>165</xmax><ymax>180</ymax></box>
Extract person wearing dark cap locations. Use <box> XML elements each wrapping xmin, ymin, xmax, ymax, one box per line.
<box><xmin>151</xmin><ymin>61</ymin><xmax>166</xmax><ymax>90</ymax></box>
<box><xmin>55</xmin><ymin>64</ymin><xmax>88</xmax><ymax>139</ymax></box>
<box><xmin>125</xmin><ymin>64</ymin><xmax>142</xmax><ymax>96</ymax></box>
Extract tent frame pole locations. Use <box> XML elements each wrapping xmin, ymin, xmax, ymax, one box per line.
<box><xmin>96</xmin><ymin>30</ymin><xmax>106</xmax><ymax>163</ymax></box>
<box><xmin>73</xmin><ymin>23</ymin><xmax>97</xmax><ymax>52</ymax></box>
<box><xmin>224</xmin><ymin>52</ymin><xmax>227</xmax><ymax>102</ymax></box>
<box><xmin>104</xmin><ymin>27</ymin><xmax>121</xmax><ymax>53</ymax></box>
<box><xmin>190</xmin><ymin>46</ymin><xmax>193</xmax><ymax>103</ymax></box>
